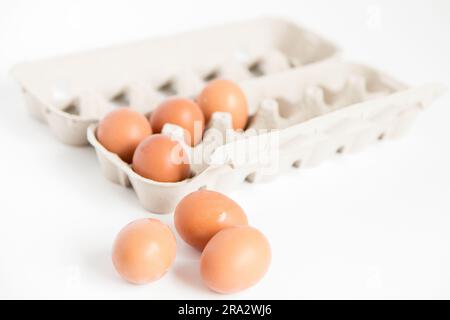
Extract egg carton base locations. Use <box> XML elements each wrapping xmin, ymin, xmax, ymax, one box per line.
<box><xmin>87</xmin><ymin>63</ymin><xmax>444</xmax><ymax>213</ymax></box>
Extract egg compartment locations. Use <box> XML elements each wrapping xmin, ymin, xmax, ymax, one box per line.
<box><xmin>11</xmin><ymin>17</ymin><xmax>338</xmax><ymax>145</ymax></box>
<box><xmin>87</xmin><ymin>59</ymin><xmax>444</xmax><ymax>213</ymax></box>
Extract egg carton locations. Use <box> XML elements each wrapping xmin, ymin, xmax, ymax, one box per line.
<box><xmin>10</xmin><ymin>17</ymin><xmax>444</xmax><ymax>213</ymax></box>
<box><xmin>87</xmin><ymin>59</ymin><xmax>444</xmax><ymax>213</ymax></box>
<box><xmin>11</xmin><ymin>17</ymin><xmax>338</xmax><ymax>145</ymax></box>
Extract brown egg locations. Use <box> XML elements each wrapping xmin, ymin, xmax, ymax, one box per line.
<box><xmin>174</xmin><ymin>190</ymin><xmax>248</xmax><ymax>251</ymax></box>
<box><xmin>150</xmin><ymin>98</ymin><xmax>205</xmax><ymax>146</ymax></box>
<box><xmin>132</xmin><ymin>134</ymin><xmax>190</xmax><ymax>182</ymax></box>
<box><xmin>112</xmin><ymin>218</ymin><xmax>176</xmax><ymax>284</ymax></box>
<box><xmin>97</xmin><ymin>108</ymin><xmax>152</xmax><ymax>163</ymax></box>
<box><xmin>197</xmin><ymin>79</ymin><xmax>248</xmax><ymax>130</ymax></box>
<box><xmin>200</xmin><ymin>226</ymin><xmax>271</xmax><ymax>294</ymax></box>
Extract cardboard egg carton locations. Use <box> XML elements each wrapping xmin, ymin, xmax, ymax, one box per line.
<box><xmin>87</xmin><ymin>59</ymin><xmax>444</xmax><ymax>213</ymax></box>
<box><xmin>11</xmin><ymin>17</ymin><xmax>338</xmax><ymax>145</ymax></box>
<box><xmin>10</xmin><ymin>17</ymin><xmax>444</xmax><ymax>213</ymax></box>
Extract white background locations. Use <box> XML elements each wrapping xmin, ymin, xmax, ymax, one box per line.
<box><xmin>0</xmin><ymin>0</ymin><xmax>449</xmax><ymax>299</ymax></box>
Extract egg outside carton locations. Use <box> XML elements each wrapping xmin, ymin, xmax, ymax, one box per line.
<box><xmin>87</xmin><ymin>60</ymin><xmax>445</xmax><ymax>214</ymax></box>
<box><xmin>11</xmin><ymin>17</ymin><xmax>339</xmax><ymax>146</ymax></box>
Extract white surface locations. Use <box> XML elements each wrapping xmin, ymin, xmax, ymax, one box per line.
<box><xmin>0</xmin><ymin>0</ymin><xmax>449</xmax><ymax>299</ymax></box>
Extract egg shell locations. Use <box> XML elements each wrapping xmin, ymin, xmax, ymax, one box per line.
<box><xmin>112</xmin><ymin>218</ymin><xmax>176</xmax><ymax>285</ymax></box>
<box><xmin>96</xmin><ymin>108</ymin><xmax>152</xmax><ymax>163</ymax></box>
<box><xmin>174</xmin><ymin>190</ymin><xmax>248</xmax><ymax>251</ymax></box>
<box><xmin>150</xmin><ymin>98</ymin><xmax>205</xmax><ymax>146</ymax></box>
<box><xmin>132</xmin><ymin>134</ymin><xmax>191</xmax><ymax>183</ymax></box>
<box><xmin>200</xmin><ymin>226</ymin><xmax>271</xmax><ymax>294</ymax></box>
<box><xmin>197</xmin><ymin>79</ymin><xmax>248</xmax><ymax>130</ymax></box>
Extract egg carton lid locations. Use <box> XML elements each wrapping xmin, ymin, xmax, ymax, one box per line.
<box><xmin>10</xmin><ymin>16</ymin><xmax>339</xmax><ymax>145</ymax></box>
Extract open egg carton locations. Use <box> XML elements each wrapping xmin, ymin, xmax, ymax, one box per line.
<box><xmin>11</xmin><ymin>17</ymin><xmax>444</xmax><ymax>213</ymax></box>
<box><xmin>11</xmin><ymin>17</ymin><xmax>337</xmax><ymax>145</ymax></box>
